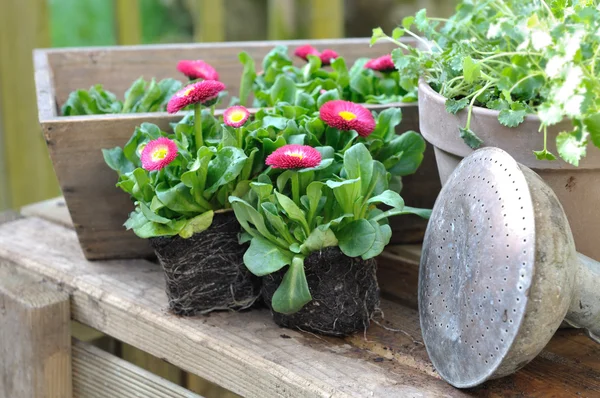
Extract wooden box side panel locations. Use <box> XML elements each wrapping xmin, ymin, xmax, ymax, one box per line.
<box><xmin>46</xmin><ymin>39</ymin><xmax>403</xmax><ymax>110</ymax></box>
<box><xmin>41</xmin><ymin>114</ymin><xmax>185</xmax><ymax>259</ymax></box>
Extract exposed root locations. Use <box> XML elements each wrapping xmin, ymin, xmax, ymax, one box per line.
<box><xmin>150</xmin><ymin>212</ymin><xmax>261</xmax><ymax>316</ymax></box>
<box><xmin>262</xmin><ymin>247</ymin><xmax>380</xmax><ymax>337</ymax></box>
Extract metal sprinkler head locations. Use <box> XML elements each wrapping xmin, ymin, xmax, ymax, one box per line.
<box><xmin>419</xmin><ymin>147</ymin><xmax>600</xmax><ymax>388</ymax></box>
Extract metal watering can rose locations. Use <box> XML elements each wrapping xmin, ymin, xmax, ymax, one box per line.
<box><xmin>419</xmin><ymin>147</ymin><xmax>600</xmax><ymax>388</ymax></box>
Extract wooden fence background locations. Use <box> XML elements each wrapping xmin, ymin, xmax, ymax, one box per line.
<box><xmin>0</xmin><ymin>0</ymin><xmax>456</xmax><ymax>212</ymax></box>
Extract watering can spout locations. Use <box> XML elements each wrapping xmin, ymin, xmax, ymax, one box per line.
<box><xmin>567</xmin><ymin>253</ymin><xmax>600</xmax><ymax>343</ymax></box>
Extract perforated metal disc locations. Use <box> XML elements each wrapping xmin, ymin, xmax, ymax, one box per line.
<box><xmin>419</xmin><ymin>147</ymin><xmax>536</xmax><ymax>388</ymax></box>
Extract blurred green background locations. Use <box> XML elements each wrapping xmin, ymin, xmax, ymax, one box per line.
<box><xmin>0</xmin><ymin>0</ymin><xmax>456</xmax><ymax>212</ymax></box>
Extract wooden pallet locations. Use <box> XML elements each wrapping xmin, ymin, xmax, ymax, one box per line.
<box><xmin>2</xmin><ymin>197</ymin><xmax>599</xmax><ymax>397</ymax></box>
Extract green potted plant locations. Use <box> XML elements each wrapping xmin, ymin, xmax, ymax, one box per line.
<box><xmin>373</xmin><ymin>0</ymin><xmax>600</xmax><ymax>261</ymax></box>
<box><xmin>102</xmin><ymin>75</ymin><xmax>263</xmax><ymax>315</ymax></box>
<box><xmin>229</xmin><ymin>107</ymin><xmax>431</xmax><ymax>336</ymax></box>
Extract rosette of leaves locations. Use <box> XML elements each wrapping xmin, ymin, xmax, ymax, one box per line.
<box><xmin>236</xmin><ymin>46</ymin><xmax>416</xmax><ymax>109</ymax></box>
<box><xmin>62</xmin><ymin>77</ymin><xmax>183</xmax><ymax>116</ymax></box>
<box><xmin>372</xmin><ymin>0</ymin><xmax>600</xmax><ymax>166</ymax></box>
<box><xmin>102</xmin><ymin>118</ymin><xmax>254</xmax><ymax>238</ymax></box>
<box><xmin>229</xmin><ymin>143</ymin><xmax>430</xmax><ymax>314</ymax></box>
<box><xmin>248</xmin><ymin>102</ymin><xmax>426</xmax><ymax>187</ymax></box>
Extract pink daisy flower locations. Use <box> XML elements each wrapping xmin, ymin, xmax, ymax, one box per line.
<box><xmin>141</xmin><ymin>137</ymin><xmax>178</xmax><ymax>171</ymax></box>
<box><xmin>265</xmin><ymin>144</ymin><xmax>322</xmax><ymax>169</ymax></box>
<box><xmin>223</xmin><ymin>105</ymin><xmax>250</xmax><ymax>128</ymax></box>
<box><xmin>364</xmin><ymin>54</ymin><xmax>395</xmax><ymax>72</ymax></box>
<box><xmin>177</xmin><ymin>60</ymin><xmax>219</xmax><ymax>81</ymax></box>
<box><xmin>294</xmin><ymin>44</ymin><xmax>321</xmax><ymax>61</ymax></box>
<box><xmin>319</xmin><ymin>49</ymin><xmax>339</xmax><ymax>66</ymax></box>
<box><xmin>319</xmin><ymin>100</ymin><xmax>376</xmax><ymax>137</ymax></box>
<box><xmin>167</xmin><ymin>80</ymin><xmax>226</xmax><ymax>113</ymax></box>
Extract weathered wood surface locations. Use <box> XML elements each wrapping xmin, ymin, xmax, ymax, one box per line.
<box><xmin>0</xmin><ymin>263</ymin><xmax>72</xmax><ymax>398</ymax></box>
<box><xmin>34</xmin><ymin>38</ymin><xmax>440</xmax><ymax>260</ymax></box>
<box><xmin>72</xmin><ymin>339</ymin><xmax>202</xmax><ymax>398</ymax></box>
<box><xmin>1</xmin><ymin>215</ymin><xmax>599</xmax><ymax>397</ymax></box>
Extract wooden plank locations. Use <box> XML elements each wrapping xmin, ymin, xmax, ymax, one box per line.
<box><xmin>309</xmin><ymin>0</ymin><xmax>344</xmax><ymax>39</ymax></box>
<box><xmin>192</xmin><ymin>0</ymin><xmax>226</xmax><ymax>42</ymax></box>
<box><xmin>0</xmin><ymin>217</ymin><xmax>466</xmax><ymax>398</ymax></box>
<box><xmin>2</xmin><ymin>217</ymin><xmax>600</xmax><ymax>397</ymax></box>
<box><xmin>21</xmin><ymin>196</ymin><xmax>73</xmax><ymax>228</ymax></box>
<box><xmin>115</xmin><ymin>0</ymin><xmax>142</xmax><ymax>45</ymax></box>
<box><xmin>73</xmin><ymin>339</ymin><xmax>203</xmax><ymax>398</ymax></box>
<box><xmin>0</xmin><ymin>263</ymin><xmax>71</xmax><ymax>398</ymax></box>
<box><xmin>267</xmin><ymin>0</ymin><xmax>296</xmax><ymax>40</ymax></box>
<box><xmin>121</xmin><ymin>343</ymin><xmax>184</xmax><ymax>386</ymax></box>
<box><xmin>0</xmin><ymin>0</ymin><xmax>60</xmax><ymax>208</ymax></box>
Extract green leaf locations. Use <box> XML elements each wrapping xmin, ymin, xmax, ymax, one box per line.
<box><xmin>156</xmin><ymin>183</ymin><xmax>208</xmax><ymax>213</ymax></box>
<box><xmin>361</xmin><ymin>221</ymin><xmax>392</xmax><ymax>260</ymax></box>
<box><xmin>584</xmin><ymin>113</ymin><xmax>600</xmax><ymax>148</ymax></box>
<box><xmin>238</xmin><ymin>51</ymin><xmax>257</xmax><ymax>107</ymax></box>
<box><xmin>370</xmin><ymin>27</ymin><xmax>386</xmax><ymax>45</ymax></box>
<box><xmin>179</xmin><ymin>211</ymin><xmax>214</xmax><ymax>238</ymax></box>
<box><xmin>344</xmin><ymin>143</ymin><xmax>373</xmax><ymax>196</ymax></box>
<box><xmin>445</xmin><ymin>98</ymin><xmax>469</xmax><ymax>114</ymax></box>
<box><xmin>205</xmin><ymin>147</ymin><xmax>248</xmax><ymax>195</ymax></box>
<box><xmin>367</xmin><ymin>190</ymin><xmax>405</xmax><ymax>209</ymax></box>
<box><xmin>303</xmin><ymin>54</ymin><xmax>322</xmax><ymax>81</ymax></box>
<box><xmin>556</xmin><ymin>131</ymin><xmax>586</xmax><ymax>166</ymax></box>
<box><xmin>350</xmin><ymin>72</ymin><xmax>372</xmax><ymax>97</ymax></box>
<box><xmin>270</xmin><ymin>74</ymin><xmax>296</xmax><ymax>104</ymax></box>
<box><xmin>122</xmin><ymin>77</ymin><xmax>146</xmax><ymax>113</ymax></box>
<box><xmin>326</xmin><ymin>178</ymin><xmax>361</xmax><ymax>215</ymax></box>
<box><xmin>102</xmin><ymin>147</ymin><xmax>135</xmax><ymax>175</ymax></box>
<box><xmin>250</xmin><ymin>182</ymin><xmax>273</xmax><ymax>201</ymax></box>
<box><xmin>230</xmin><ymin>197</ymin><xmax>285</xmax><ymax>245</ymax></box>
<box><xmin>261</xmin><ymin>203</ymin><xmax>295</xmax><ymax>244</ymax></box>
<box><xmin>317</xmin><ymin>89</ymin><xmax>340</xmax><ymax>108</ymax></box>
<box><xmin>459</xmin><ymin>127</ymin><xmax>483</xmax><ymax>149</ymax></box>
<box><xmin>271</xmin><ymin>256</ymin><xmax>312</xmax><ymax>314</ymax></box>
<box><xmin>275</xmin><ymin>191</ymin><xmax>310</xmax><ymax>232</ymax></box>
<box><xmin>498</xmin><ymin>109</ymin><xmax>527</xmax><ymax>128</ymax></box>
<box><xmin>140</xmin><ymin>202</ymin><xmax>170</xmax><ymax>224</ymax></box>
<box><xmin>331</xmin><ymin>57</ymin><xmax>350</xmax><ymax>87</ymax></box>
<box><xmin>300</xmin><ymin>227</ymin><xmax>338</xmax><ymax>255</ymax></box>
<box><xmin>336</xmin><ymin>219</ymin><xmax>377</xmax><ymax>257</ymax></box>
<box><xmin>295</xmin><ymin>92</ymin><xmax>315</xmax><ymax>110</ymax></box>
<box><xmin>402</xmin><ymin>16</ymin><xmax>415</xmax><ymax>30</ymax></box>
<box><xmin>463</xmin><ymin>56</ymin><xmax>481</xmax><ymax>84</ymax></box>
<box><xmin>392</xmin><ymin>27</ymin><xmax>404</xmax><ymax>39</ymax></box>
<box><xmin>244</xmin><ymin>237</ymin><xmax>293</xmax><ymax>276</ymax></box>
<box><xmin>380</xmin><ymin>131</ymin><xmax>426</xmax><ymax>176</ymax></box>
<box><xmin>371</xmin><ymin>107</ymin><xmax>402</xmax><ymax>141</ymax></box>
<box><xmin>533</xmin><ymin>149</ymin><xmax>557</xmax><ymax>161</ymax></box>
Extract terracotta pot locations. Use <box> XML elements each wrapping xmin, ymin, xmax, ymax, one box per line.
<box><xmin>418</xmin><ymin>80</ymin><xmax>600</xmax><ymax>261</ymax></box>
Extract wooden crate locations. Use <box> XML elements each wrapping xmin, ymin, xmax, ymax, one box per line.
<box><xmin>34</xmin><ymin>38</ymin><xmax>440</xmax><ymax>260</ymax></box>
<box><xmin>2</xmin><ymin>200</ymin><xmax>599</xmax><ymax>397</ymax></box>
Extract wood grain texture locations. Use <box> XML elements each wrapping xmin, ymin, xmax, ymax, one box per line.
<box><xmin>21</xmin><ymin>196</ymin><xmax>73</xmax><ymax>229</ymax></box>
<box><xmin>73</xmin><ymin>339</ymin><xmax>203</xmax><ymax>398</ymax></box>
<box><xmin>0</xmin><ymin>217</ymin><xmax>465</xmax><ymax>398</ymax></box>
<box><xmin>0</xmin><ymin>0</ymin><xmax>60</xmax><ymax>208</ymax></box>
<box><xmin>0</xmin><ymin>263</ymin><xmax>72</xmax><ymax>398</ymax></box>
<box><xmin>35</xmin><ymin>38</ymin><xmax>441</xmax><ymax>260</ymax></box>
<box><xmin>1</xmin><ymin>216</ymin><xmax>599</xmax><ymax>397</ymax></box>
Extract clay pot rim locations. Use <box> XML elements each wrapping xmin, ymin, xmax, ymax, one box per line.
<box><xmin>418</xmin><ymin>78</ymin><xmax>553</xmax><ymax>124</ymax></box>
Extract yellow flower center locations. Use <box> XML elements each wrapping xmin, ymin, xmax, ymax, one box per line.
<box><xmin>151</xmin><ymin>146</ymin><xmax>169</xmax><ymax>161</ymax></box>
<box><xmin>181</xmin><ymin>87</ymin><xmax>193</xmax><ymax>97</ymax></box>
<box><xmin>285</xmin><ymin>151</ymin><xmax>304</xmax><ymax>160</ymax></box>
<box><xmin>339</xmin><ymin>111</ymin><xmax>357</xmax><ymax>121</ymax></box>
<box><xmin>229</xmin><ymin>110</ymin><xmax>246</xmax><ymax>123</ymax></box>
